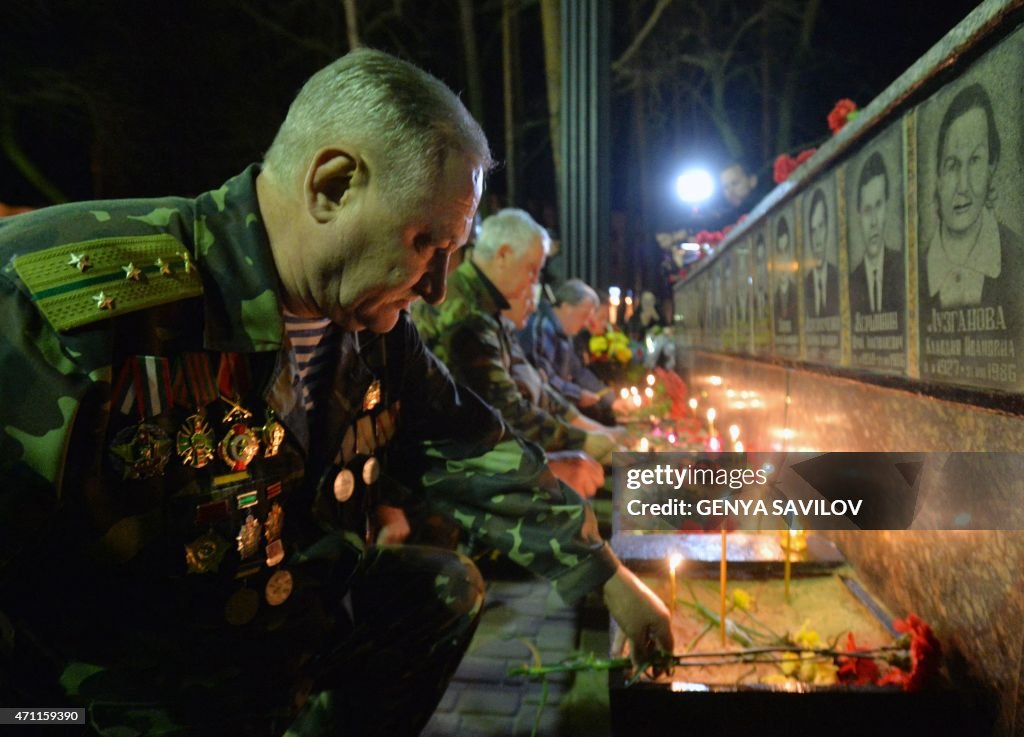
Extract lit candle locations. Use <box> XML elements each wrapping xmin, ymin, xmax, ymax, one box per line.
<box><xmin>729</xmin><ymin>425</ymin><xmax>740</xmax><ymax>443</ymax></box>
<box><xmin>669</xmin><ymin>553</ymin><xmax>682</xmax><ymax>620</ymax></box>
<box><xmin>720</xmin><ymin>528</ymin><xmax>728</xmax><ymax>645</ymax></box>
<box><xmin>620</xmin><ymin>388</ymin><xmax>630</xmax><ymax>401</ymax></box>
<box><xmin>646</xmin><ymin>374</ymin><xmax>656</xmax><ymax>387</ymax></box>
<box><xmin>644</xmin><ymin>387</ymin><xmax>654</xmax><ymax>400</ymax></box>
<box><xmin>630</xmin><ymin>386</ymin><xmax>639</xmax><ymax>396</ymax></box>
<box><xmin>667</xmin><ymin>433</ymin><xmax>677</xmax><ymax>445</ymax></box>
<box><xmin>734</xmin><ymin>440</ymin><xmax>744</xmax><ymax>453</ymax></box>
<box><xmin>638</xmin><ymin>437</ymin><xmax>650</xmax><ymax>453</ymax></box>
<box><xmin>688</xmin><ymin>398</ymin><xmax>698</xmax><ymax>417</ymax></box>
<box><xmin>706</xmin><ymin>407</ymin><xmax>717</xmax><ymax>436</ymax></box>
<box><xmin>783</xmin><ymin>529</ymin><xmax>793</xmax><ymax>601</ymax></box>
<box><xmin>632</xmin><ymin>395</ymin><xmax>642</xmax><ymax>408</ymax></box>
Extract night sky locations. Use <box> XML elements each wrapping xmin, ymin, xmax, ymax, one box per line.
<box><xmin>0</xmin><ymin>0</ymin><xmax>982</xmax><ymax>235</ymax></box>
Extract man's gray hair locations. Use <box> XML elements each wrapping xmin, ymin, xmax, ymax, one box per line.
<box><xmin>474</xmin><ymin>208</ymin><xmax>550</xmax><ymax>260</ymax></box>
<box><xmin>264</xmin><ymin>48</ymin><xmax>492</xmax><ymax>201</ymax></box>
<box><xmin>554</xmin><ymin>278</ymin><xmax>599</xmax><ymax>307</ymax></box>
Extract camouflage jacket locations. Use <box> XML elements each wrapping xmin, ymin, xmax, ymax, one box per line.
<box><xmin>0</xmin><ymin>167</ymin><xmax>617</xmax><ymax>729</ymax></box>
<box><xmin>411</xmin><ymin>260</ymin><xmax>587</xmax><ymax>452</ymax></box>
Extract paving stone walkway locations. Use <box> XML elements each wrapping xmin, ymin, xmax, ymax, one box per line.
<box><xmin>423</xmin><ymin>577</ymin><xmax>612</xmax><ymax>737</ymax></box>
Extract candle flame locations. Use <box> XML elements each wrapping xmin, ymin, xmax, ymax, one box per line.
<box><xmin>620</xmin><ymin>388</ymin><xmax>630</xmax><ymax>400</ymax></box>
<box><xmin>669</xmin><ymin>553</ymin><xmax>683</xmax><ymax>572</ymax></box>
<box><xmin>632</xmin><ymin>395</ymin><xmax>642</xmax><ymax>407</ymax></box>
<box><xmin>639</xmin><ymin>437</ymin><xmax>650</xmax><ymax>452</ymax></box>
<box><xmin>688</xmin><ymin>398</ymin><xmax>698</xmax><ymax>410</ymax></box>
<box><xmin>630</xmin><ymin>386</ymin><xmax>639</xmax><ymax>396</ymax></box>
<box><xmin>646</xmin><ymin>374</ymin><xmax>656</xmax><ymax>386</ymax></box>
<box><xmin>644</xmin><ymin>387</ymin><xmax>654</xmax><ymax>399</ymax></box>
<box><xmin>734</xmin><ymin>440</ymin><xmax>744</xmax><ymax>453</ymax></box>
<box><xmin>729</xmin><ymin>424</ymin><xmax>740</xmax><ymax>442</ymax></box>
<box><xmin>706</xmin><ymin>408</ymin><xmax>717</xmax><ymax>423</ymax></box>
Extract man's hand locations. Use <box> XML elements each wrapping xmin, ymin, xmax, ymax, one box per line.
<box><xmin>582</xmin><ymin>431</ymin><xmax>617</xmax><ymax>464</ymax></box>
<box><xmin>375</xmin><ymin>504</ymin><xmax>411</xmax><ymax>545</ymax></box>
<box><xmin>546</xmin><ymin>450</ymin><xmax>605</xmax><ymax>497</ymax></box>
<box><xmin>578</xmin><ymin>389</ymin><xmax>601</xmax><ymax>408</ymax></box>
<box><xmin>604</xmin><ymin>564</ymin><xmax>674</xmax><ymax>671</ymax></box>
<box><xmin>611</xmin><ymin>396</ymin><xmax>634</xmax><ymax>416</ymax></box>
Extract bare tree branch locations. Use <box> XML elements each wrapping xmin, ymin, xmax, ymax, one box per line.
<box><xmin>612</xmin><ymin>0</ymin><xmax>674</xmax><ymax>73</ymax></box>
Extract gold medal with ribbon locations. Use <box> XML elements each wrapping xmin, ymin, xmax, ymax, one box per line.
<box><xmin>109</xmin><ymin>356</ymin><xmax>174</xmax><ymax>480</ymax></box>
<box><xmin>216</xmin><ymin>353</ymin><xmax>260</xmax><ymax>471</ymax></box>
<box><xmin>173</xmin><ymin>353</ymin><xmax>218</xmax><ymax>468</ymax></box>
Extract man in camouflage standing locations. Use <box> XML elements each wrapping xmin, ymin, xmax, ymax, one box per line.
<box><xmin>0</xmin><ymin>50</ymin><xmax>670</xmax><ymax>736</ymax></box>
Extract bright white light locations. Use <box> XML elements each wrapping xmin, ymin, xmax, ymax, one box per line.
<box><xmin>676</xmin><ymin>168</ymin><xmax>714</xmax><ymax>204</ymax></box>
<box><xmin>609</xmin><ymin>286</ymin><xmax>621</xmax><ymax>305</ymax></box>
<box><xmin>682</xmin><ymin>242</ymin><xmax>701</xmax><ymax>252</ymax></box>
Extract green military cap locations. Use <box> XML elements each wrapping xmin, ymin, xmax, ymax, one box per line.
<box><xmin>13</xmin><ymin>234</ymin><xmax>202</xmax><ymax>331</ymax></box>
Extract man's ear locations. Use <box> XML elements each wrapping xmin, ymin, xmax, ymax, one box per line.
<box><xmin>305</xmin><ymin>149</ymin><xmax>359</xmax><ymax>223</ymax></box>
<box><xmin>495</xmin><ymin>243</ymin><xmax>515</xmax><ymax>266</ymax></box>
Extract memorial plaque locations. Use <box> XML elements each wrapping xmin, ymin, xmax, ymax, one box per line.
<box><xmin>751</xmin><ymin>227</ymin><xmax>772</xmax><ymax>354</ymax></box>
<box><xmin>846</xmin><ymin>125</ymin><xmax>908</xmax><ymax>372</ymax></box>
<box><xmin>917</xmin><ymin>32</ymin><xmax>1024</xmax><ymax>391</ymax></box>
<box><xmin>771</xmin><ymin>205</ymin><xmax>800</xmax><ymax>358</ymax></box>
<box><xmin>802</xmin><ymin>175</ymin><xmax>842</xmax><ymax>364</ymax></box>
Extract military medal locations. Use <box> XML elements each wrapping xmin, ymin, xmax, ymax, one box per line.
<box><xmin>362</xmin><ymin>379</ymin><xmax>381</xmax><ymax>412</ymax></box>
<box><xmin>334</xmin><ymin>469</ymin><xmax>356</xmax><ymax>502</ymax></box>
<box><xmin>109</xmin><ymin>423</ymin><xmax>172</xmax><ymax>480</ymax></box>
<box><xmin>264</xmin><ymin>502</ymin><xmax>284</xmax><ymax>541</ymax></box>
<box><xmin>216</xmin><ymin>354</ymin><xmax>261</xmax><ymax>471</ymax></box>
<box><xmin>261</xmin><ymin>408</ymin><xmax>286</xmax><ymax>458</ymax></box>
<box><xmin>176</xmin><ymin>412</ymin><xmax>215</xmax><ymax>468</ymax></box>
<box><xmin>265</xmin><ymin>569</ymin><xmax>293</xmax><ymax>606</ymax></box>
<box><xmin>109</xmin><ymin>356</ymin><xmax>175</xmax><ymax>480</ymax></box>
<box><xmin>225</xmin><ymin>587</ymin><xmax>260</xmax><ymax>626</ymax></box>
<box><xmin>219</xmin><ymin>423</ymin><xmax>260</xmax><ymax>471</ymax></box>
<box><xmin>361</xmin><ymin>456</ymin><xmax>380</xmax><ymax>485</ymax></box>
<box><xmin>173</xmin><ymin>353</ymin><xmax>219</xmax><ymax>468</ymax></box>
<box><xmin>236</xmin><ymin>513</ymin><xmax>262</xmax><ymax>560</ymax></box>
<box><xmin>265</xmin><ymin>539</ymin><xmax>285</xmax><ymax>567</ymax></box>
<box><xmin>184</xmin><ymin>530</ymin><xmax>229</xmax><ymax>574</ymax></box>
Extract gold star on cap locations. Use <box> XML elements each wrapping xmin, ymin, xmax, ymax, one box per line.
<box><xmin>155</xmin><ymin>257</ymin><xmax>173</xmax><ymax>276</ymax></box>
<box><xmin>181</xmin><ymin>251</ymin><xmax>194</xmax><ymax>274</ymax></box>
<box><xmin>93</xmin><ymin>291</ymin><xmax>115</xmax><ymax>310</ymax></box>
<box><xmin>123</xmin><ymin>262</ymin><xmax>142</xmax><ymax>281</ymax></box>
<box><xmin>68</xmin><ymin>253</ymin><xmax>91</xmax><ymax>272</ymax></box>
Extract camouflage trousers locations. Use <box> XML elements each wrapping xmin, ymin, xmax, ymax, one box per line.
<box><xmin>2</xmin><ymin>545</ymin><xmax>484</xmax><ymax>737</ymax></box>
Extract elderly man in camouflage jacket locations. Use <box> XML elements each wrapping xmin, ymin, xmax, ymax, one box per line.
<box><xmin>412</xmin><ymin>209</ymin><xmax>620</xmax><ymax>493</ymax></box>
<box><xmin>0</xmin><ymin>50</ymin><xmax>670</xmax><ymax>736</ymax></box>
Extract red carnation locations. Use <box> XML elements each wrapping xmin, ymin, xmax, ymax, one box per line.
<box><xmin>773</xmin><ymin>154</ymin><xmax>797</xmax><ymax>184</ymax></box>
<box><xmin>828</xmin><ymin>98</ymin><xmax>859</xmax><ymax>134</ymax></box>
<box><xmin>796</xmin><ymin>148</ymin><xmax>817</xmax><ymax>166</ymax></box>
<box><xmin>837</xmin><ymin>633</ymin><xmax>881</xmax><ymax>686</ymax></box>
<box><xmin>895</xmin><ymin>614</ymin><xmax>941</xmax><ymax>692</ymax></box>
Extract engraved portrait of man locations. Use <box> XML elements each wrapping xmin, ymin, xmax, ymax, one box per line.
<box><xmin>773</xmin><ymin>214</ymin><xmax>798</xmax><ymax>324</ymax></box>
<box><xmin>803</xmin><ymin>187</ymin><xmax>839</xmax><ymax>318</ymax></box>
<box><xmin>850</xmin><ymin>151</ymin><xmax>905</xmax><ymax>316</ymax></box>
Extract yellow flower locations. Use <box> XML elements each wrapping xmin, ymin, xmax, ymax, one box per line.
<box><xmin>731</xmin><ymin>588</ymin><xmax>754</xmax><ymax>611</ymax></box>
<box><xmin>813</xmin><ymin>661</ymin><xmax>838</xmax><ymax>685</ymax></box>
<box><xmin>614</xmin><ymin>346</ymin><xmax>633</xmax><ymax>363</ymax></box>
<box><xmin>798</xmin><ymin>654</ymin><xmax>818</xmax><ymax>682</ymax></box>
<box><xmin>780</xmin><ymin>651</ymin><xmax>799</xmax><ymax>676</ymax></box>
<box><xmin>790</xmin><ymin>621</ymin><xmax>821</xmax><ymax>650</ymax></box>
<box><xmin>589</xmin><ymin>335</ymin><xmax>609</xmax><ymax>354</ymax></box>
